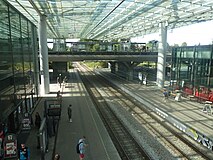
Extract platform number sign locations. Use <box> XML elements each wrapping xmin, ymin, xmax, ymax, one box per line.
<box><xmin>22</xmin><ymin>117</ymin><xmax>31</xmax><ymax>130</ymax></box>
<box><xmin>3</xmin><ymin>133</ymin><xmax>18</xmax><ymax>159</ymax></box>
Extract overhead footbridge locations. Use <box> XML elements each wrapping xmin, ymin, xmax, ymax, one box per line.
<box><xmin>48</xmin><ymin>51</ymin><xmax>169</xmax><ymax>62</ymax></box>
<box><xmin>48</xmin><ymin>41</ymin><xmax>171</xmax><ymax>62</ymax></box>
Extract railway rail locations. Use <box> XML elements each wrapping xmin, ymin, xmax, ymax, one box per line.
<box><xmin>76</xmin><ymin>63</ymin><xmax>212</xmax><ymax>160</ymax></box>
<box><xmin>78</xmin><ymin>65</ymin><xmax>150</xmax><ymax>160</ymax></box>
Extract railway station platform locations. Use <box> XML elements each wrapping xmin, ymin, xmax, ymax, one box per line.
<box><xmin>98</xmin><ymin>69</ymin><xmax>213</xmax><ymax>152</ymax></box>
<box><xmin>22</xmin><ymin>69</ymin><xmax>121</xmax><ymax>160</ymax></box>
<box><xmin>20</xmin><ymin>68</ymin><xmax>213</xmax><ymax>159</ymax></box>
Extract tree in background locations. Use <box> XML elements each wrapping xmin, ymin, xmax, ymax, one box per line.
<box><xmin>181</xmin><ymin>42</ymin><xmax>187</xmax><ymax>46</ymax></box>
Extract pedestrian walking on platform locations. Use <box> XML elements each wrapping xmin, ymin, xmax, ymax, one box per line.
<box><xmin>35</xmin><ymin>112</ymin><xmax>41</xmax><ymax>129</ymax></box>
<box><xmin>19</xmin><ymin>144</ymin><xmax>30</xmax><ymax>160</ymax></box>
<box><xmin>163</xmin><ymin>89</ymin><xmax>169</xmax><ymax>102</ymax></box>
<box><xmin>67</xmin><ymin>104</ymin><xmax>72</xmax><ymax>122</ymax></box>
<box><xmin>57</xmin><ymin>91</ymin><xmax>62</xmax><ymax>103</ymax></box>
<box><xmin>77</xmin><ymin>136</ymin><xmax>88</xmax><ymax>160</ymax></box>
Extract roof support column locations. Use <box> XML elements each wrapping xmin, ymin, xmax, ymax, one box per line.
<box><xmin>38</xmin><ymin>15</ymin><xmax>50</xmax><ymax>95</ymax></box>
<box><xmin>157</xmin><ymin>22</ymin><xmax>167</xmax><ymax>88</ymax></box>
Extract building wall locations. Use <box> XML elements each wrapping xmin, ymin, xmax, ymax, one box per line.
<box><xmin>171</xmin><ymin>45</ymin><xmax>213</xmax><ymax>101</ymax></box>
<box><xmin>0</xmin><ymin>0</ymin><xmax>39</xmax><ymax>133</ymax></box>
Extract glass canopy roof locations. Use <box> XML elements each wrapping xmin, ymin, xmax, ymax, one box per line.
<box><xmin>6</xmin><ymin>0</ymin><xmax>213</xmax><ymax>40</ymax></box>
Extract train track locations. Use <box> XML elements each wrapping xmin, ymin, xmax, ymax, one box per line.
<box><xmin>78</xmin><ymin>66</ymin><xmax>150</xmax><ymax>159</ymax></box>
<box><xmin>76</xmin><ymin>63</ymin><xmax>212</xmax><ymax>160</ymax></box>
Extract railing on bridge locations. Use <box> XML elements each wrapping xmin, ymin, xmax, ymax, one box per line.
<box><xmin>48</xmin><ymin>50</ymin><xmax>159</xmax><ymax>56</ymax></box>
<box><xmin>48</xmin><ymin>41</ymin><xmax>159</xmax><ymax>53</ymax></box>
<box><xmin>47</xmin><ymin>41</ymin><xmax>171</xmax><ymax>62</ymax></box>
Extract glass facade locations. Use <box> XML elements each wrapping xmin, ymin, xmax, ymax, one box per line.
<box><xmin>0</xmin><ymin>0</ymin><xmax>39</xmax><ymax>133</ymax></box>
<box><xmin>171</xmin><ymin>45</ymin><xmax>213</xmax><ymax>101</ymax></box>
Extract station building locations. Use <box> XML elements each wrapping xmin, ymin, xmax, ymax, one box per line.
<box><xmin>171</xmin><ymin>45</ymin><xmax>213</xmax><ymax>101</ymax></box>
<box><xmin>0</xmin><ymin>0</ymin><xmax>39</xmax><ymax>135</ymax></box>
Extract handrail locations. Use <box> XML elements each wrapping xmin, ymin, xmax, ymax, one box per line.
<box><xmin>48</xmin><ymin>51</ymin><xmax>159</xmax><ymax>56</ymax></box>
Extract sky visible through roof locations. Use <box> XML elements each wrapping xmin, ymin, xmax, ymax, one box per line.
<box><xmin>47</xmin><ymin>20</ymin><xmax>213</xmax><ymax>48</ymax></box>
<box><xmin>131</xmin><ymin>20</ymin><xmax>213</xmax><ymax>46</ymax></box>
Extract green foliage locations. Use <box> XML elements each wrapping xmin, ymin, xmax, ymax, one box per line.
<box><xmin>67</xmin><ymin>62</ymin><xmax>74</xmax><ymax>69</ymax></box>
<box><xmin>14</xmin><ymin>63</ymin><xmax>23</xmax><ymax>71</ymax></box>
<box><xmin>181</xmin><ymin>42</ymin><xmax>187</xmax><ymax>46</ymax></box>
<box><xmin>23</xmin><ymin>62</ymin><xmax>31</xmax><ymax>71</ymax></box>
<box><xmin>84</xmin><ymin>61</ymin><xmax>108</xmax><ymax>69</ymax></box>
<box><xmin>91</xmin><ymin>44</ymin><xmax>100</xmax><ymax>52</ymax></box>
<box><xmin>137</xmin><ymin>62</ymin><xmax>156</xmax><ymax>68</ymax></box>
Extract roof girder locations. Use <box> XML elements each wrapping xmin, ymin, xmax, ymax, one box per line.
<box><xmin>4</xmin><ymin>0</ymin><xmax>213</xmax><ymax>40</ymax></box>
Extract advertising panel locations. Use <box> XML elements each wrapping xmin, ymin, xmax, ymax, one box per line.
<box><xmin>3</xmin><ymin>134</ymin><xmax>17</xmax><ymax>159</ymax></box>
<box><xmin>48</xmin><ymin>104</ymin><xmax>61</xmax><ymax>117</ymax></box>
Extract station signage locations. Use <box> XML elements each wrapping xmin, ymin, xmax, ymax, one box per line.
<box><xmin>22</xmin><ymin>117</ymin><xmax>31</xmax><ymax>130</ymax></box>
<box><xmin>21</xmin><ymin>113</ymin><xmax>31</xmax><ymax>131</ymax></box>
<box><xmin>48</xmin><ymin>104</ymin><xmax>61</xmax><ymax>117</ymax></box>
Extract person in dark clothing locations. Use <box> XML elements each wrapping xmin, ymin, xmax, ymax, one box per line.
<box><xmin>57</xmin><ymin>91</ymin><xmax>62</xmax><ymax>103</ymax></box>
<box><xmin>67</xmin><ymin>105</ymin><xmax>72</xmax><ymax>122</ymax></box>
<box><xmin>57</xmin><ymin>90</ymin><xmax>61</xmax><ymax>98</ymax></box>
<box><xmin>35</xmin><ymin>112</ymin><xmax>41</xmax><ymax>129</ymax></box>
<box><xmin>19</xmin><ymin>144</ymin><xmax>30</xmax><ymax>160</ymax></box>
